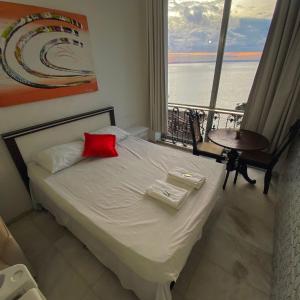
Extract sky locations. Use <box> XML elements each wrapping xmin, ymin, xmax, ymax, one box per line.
<box><xmin>230</xmin><ymin>0</ymin><xmax>276</xmax><ymax>19</ymax></box>
<box><xmin>168</xmin><ymin>0</ymin><xmax>276</xmax><ymax>53</ymax></box>
<box><xmin>172</xmin><ymin>0</ymin><xmax>276</xmax><ymax>19</ymax></box>
<box><xmin>170</xmin><ymin>0</ymin><xmax>276</xmax><ymax>19</ymax></box>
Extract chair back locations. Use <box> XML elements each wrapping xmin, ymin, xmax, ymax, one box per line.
<box><xmin>271</xmin><ymin>119</ymin><xmax>300</xmax><ymax>166</ymax></box>
<box><xmin>188</xmin><ymin>110</ymin><xmax>203</xmax><ymax>153</ymax></box>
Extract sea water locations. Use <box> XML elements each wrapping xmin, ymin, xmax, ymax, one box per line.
<box><xmin>168</xmin><ymin>61</ymin><xmax>259</xmax><ymax>110</ymax></box>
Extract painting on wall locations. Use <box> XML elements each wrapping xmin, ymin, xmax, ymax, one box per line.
<box><xmin>0</xmin><ymin>1</ymin><xmax>98</xmax><ymax>107</ymax></box>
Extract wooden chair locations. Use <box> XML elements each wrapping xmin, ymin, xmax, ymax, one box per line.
<box><xmin>234</xmin><ymin>119</ymin><xmax>300</xmax><ymax>194</ymax></box>
<box><xmin>189</xmin><ymin>110</ymin><xmax>225</xmax><ymax>162</ymax></box>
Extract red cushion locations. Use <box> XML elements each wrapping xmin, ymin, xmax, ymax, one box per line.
<box><xmin>82</xmin><ymin>133</ymin><xmax>118</xmax><ymax>158</ymax></box>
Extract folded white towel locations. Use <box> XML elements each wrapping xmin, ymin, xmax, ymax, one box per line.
<box><xmin>168</xmin><ymin>168</ymin><xmax>206</xmax><ymax>190</ymax></box>
<box><xmin>146</xmin><ymin>180</ymin><xmax>188</xmax><ymax>209</ymax></box>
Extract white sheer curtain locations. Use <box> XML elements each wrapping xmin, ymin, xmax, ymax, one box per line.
<box><xmin>146</xmin><ymin>0</ymin><xmax>168</xmax><ymax>140</ymax></box>
<box><xmin>242</xmin><ymin>0</ymin><xmax>300</xmax><ymax>151</ymax></box>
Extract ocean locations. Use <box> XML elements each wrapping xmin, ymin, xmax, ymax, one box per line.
<box><xmin>168</xmin><ymin>61</ymin><xmax>259</xmax><ymax>110</ymax></box>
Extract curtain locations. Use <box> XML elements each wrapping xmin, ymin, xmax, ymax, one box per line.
<box><xmin>146</xmin><ymin>0</ymin><xmax>168</xmax><ymax>139</ymax></box>
<box><xmin>242</xmin><ymin>0</ymin><xmax>300</xmax><ymax>152</ymax></box>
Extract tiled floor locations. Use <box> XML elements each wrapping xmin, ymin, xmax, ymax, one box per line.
<box><xmin>9</xmin><ymin>168</ymin><xmax>277</xmax><ymax>300</ymax></box>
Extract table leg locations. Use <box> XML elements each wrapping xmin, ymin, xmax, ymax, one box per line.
<box><xmin>234</xmin><ymin>170</ymin><xmax>238</xmax><ymax>184</ymax></box>
<box><xmin>233</xmin><ymin>160</ymin><xmax>240</xmax><ymax>184</ymax></box>
<box><xmin>239</xmin><ymin>162</ymin><xmax>256</xmax><ymax>185</ymax></box>
<box><xmin>223</xmin><ymin>150</ymin><xmax>238</xmax><ymax>190</ymax></box>
<box><xmin>223</xmin><ymin>170</ymin><xmax>230</xmax><ymax>190</ymax></box>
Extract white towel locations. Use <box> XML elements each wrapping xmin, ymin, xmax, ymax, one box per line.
<box><xmin>146</xmin><ymin>180</ymin><xmax>188</xmax><ymax>209</ymax></box>
<box><xmin>168</xmin><ymin>168</ymin><xmax>206</xmax><ymax>190</ymax></box>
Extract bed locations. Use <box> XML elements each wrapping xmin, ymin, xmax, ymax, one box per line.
<box><xmin>2</xmin><ymin>106</ymin><xmax>224</xmax><ymax>300</ymax></box>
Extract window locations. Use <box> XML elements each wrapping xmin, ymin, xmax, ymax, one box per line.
<box><xmin>168</xmin><ymin>0</ymin><xmax>224</xmax><ymax>107</ymax></box>
<box><xmin>217</xmin><ymin>0</ymin><xmax>276</xmax><ymax>109</ymax></box>
<box><xmin>168</xmin><ymin>0</ymin><xmax>276</xmax><ymax>111</ymax></box>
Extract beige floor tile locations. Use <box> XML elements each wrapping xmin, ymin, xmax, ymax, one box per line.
<box><xmin>48</xmin><ymin>264</ymin><xmax>89</xmax><ymax>300</ymax></box>
<box><xmin>55</xmin><ymin>234</ymin><xmax>107</xmax><ymax>286</ymax></box>
<box><xmin>186</xmin><ymin>258</ymin><xmax>270</xmax><ymax>300</ymax></box>
<box><xmin>8</xmin><ymin>215</ymin><xmax>51</xmax><ymax>260</ymax></box>
<box><xmin>32</xmin><ymin>244</ymin><xmax>90</xmax><ymax>300</ymax></box>
<box><xmin>81</xmin><ymin>290</ymin><xmax>101</xmax><ymax>300</ymax></box>
<box><xmin>33</xmin><ymin>246</ymin><xmax>67</xmax><ymax>297</ymax></box>
<box><xmin>92</xmin><ymin>268</ymin><xmax>138</xmax><ymax>300</ymax></box>
<box><xmin>223</xmin><ymin>183</ymin><xmax>276</xmax><ymax>230</ymax></box>
<box><xmin>200</xmin><ymin>226</ymin><xmax>272</xmax><ymax>294</ymax></box>
<box><xmin>54</xmin><ymin>231</ymin><xmax>83</xmax><ymax>251</ymax></box>
<box><xmin>172</xmin><ymin>289</ymin><xmax>186</xmax><ymax>300</ymax></box>
<box><xmin>215</xmin><ymin>206</ymin><xmax>273</xmax><ymax>254</ymax></box>
<box><xmin>31</xmin><ymin>211</ymin><xmax>67</xmax><ymax>243</ymax></box>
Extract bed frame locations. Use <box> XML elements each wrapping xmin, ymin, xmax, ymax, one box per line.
<box><xmin>2</xmin><ymin>106</ymin><xmax>115</xmax><ymax>192</ymax></box>
<box><xmin>3</xmin><ymin>106</ymin><xmax>183</xmax><ymax>296</ymax></box>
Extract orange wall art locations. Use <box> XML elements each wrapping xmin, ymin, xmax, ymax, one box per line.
<box><xmin>0</xmin><ymin>1</ymin><xmax>98</xmax><ymax>107</ymax></box>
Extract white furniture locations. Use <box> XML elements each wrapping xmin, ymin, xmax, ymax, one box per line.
<box><xmin>0</xmin><ymin>264</ymin><xmax>45</xmax><ymax>300</ymax></box>
<box><xmin>28</xmin><ymin>136</ymin><xmax>224</xmax><ymax>300</ymax></box>
<box><xmin>127</xmin><ymin>126</ymin><xmax>149</xmax><ymax>140</ymax></box>
<box><xmin>20</xmin><ymin>288</ymin><xmax>46</xmax><ymax>300</ymax></box>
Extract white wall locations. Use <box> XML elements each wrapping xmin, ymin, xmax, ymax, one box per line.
<box><xmin>0</xmin><ymin>0</ymin><xmax>148</xmax><ymax>222</ymax></box>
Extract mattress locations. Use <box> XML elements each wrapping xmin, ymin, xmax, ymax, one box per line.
<box><xmin>28</xmin><ymin>136</ymin><xmax>224</xmax><ymax>284</ymax></box>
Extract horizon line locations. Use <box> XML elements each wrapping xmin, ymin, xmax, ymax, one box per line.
<box><xmin>169</xmin><ymin>51</ymin><xmax>262</xmax><ymax>56</ymax></box>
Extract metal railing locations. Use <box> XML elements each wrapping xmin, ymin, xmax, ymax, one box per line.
<box><xmin>165</xmin><ymin>103</ymin><xmax>244</xmax><ymax>147</ymax></box>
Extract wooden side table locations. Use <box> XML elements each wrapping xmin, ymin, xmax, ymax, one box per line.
<box><xmin>208</xmin><ymin>129</ymin><xmax>269</xmax><ymax>189</ymax></box>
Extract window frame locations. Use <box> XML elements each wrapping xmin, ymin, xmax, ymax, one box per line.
<box><xmin>205</xmin><ymin>0</ymin><xmax>232</xmax><ymax>133</ymax></box>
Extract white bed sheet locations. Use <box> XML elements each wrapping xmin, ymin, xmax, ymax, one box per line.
<box><xmin>28</xmin><ymin>136</ymin><xmax>224</xmax><ymax>284</ymax></box>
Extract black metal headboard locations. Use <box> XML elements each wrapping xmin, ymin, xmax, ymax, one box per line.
<box><xmin>2</xmin><ymin>106</ymin><xmax>115</xmax><ymax>192</ymax></box>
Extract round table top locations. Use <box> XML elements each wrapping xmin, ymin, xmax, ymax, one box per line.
<box><xmin>208</xmin><ymin>128</ymin><xmax>269</xmax><ymax>151</ymax></box>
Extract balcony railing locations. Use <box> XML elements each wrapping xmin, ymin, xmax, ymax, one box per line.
<box><xmin>165</xmin><ymin>103</ymin><xmax>244</xmax><ymax>147</ymax></box>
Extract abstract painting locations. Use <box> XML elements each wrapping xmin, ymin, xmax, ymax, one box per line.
<box><xmin>0</xmin><ymin>1</ymin><xmax>98</xmax><ymax>107</ymax></box>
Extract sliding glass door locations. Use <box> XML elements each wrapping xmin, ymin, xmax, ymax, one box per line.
<box><xmin>216</xmin><ymin>0</ymin><xmax>276</xmax><ymax>110</ymax></box>
<box><xmin>168</xmin><ymin>0</ymin><xmax>276</xmax><ymax>112</ymax></box>
<box><xmin>168</xmin><ymin>0</ymin><xmax>224</xmax><ymax>107</ymax></box>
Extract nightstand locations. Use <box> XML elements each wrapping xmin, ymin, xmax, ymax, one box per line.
<box><xmin>127</xmin><ymin>126</ymin><xmax>149</xmax><ymax>140</ymax></box>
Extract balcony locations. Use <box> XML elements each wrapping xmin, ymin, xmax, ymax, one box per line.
<box><xmin>164</xmin><ymin>103</ymin><xmax>244</xmax><ymax>148</ymax></box>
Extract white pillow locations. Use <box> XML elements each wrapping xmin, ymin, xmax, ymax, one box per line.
<box><xmin>33</xmin><ymin>141</ymin><xmax>84</xmax><ymax>174</ymax></box>
<box><xmin>82</xmin><ymin>126</ymin><xmax>129</xmax><ymax>143</ymax></box>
